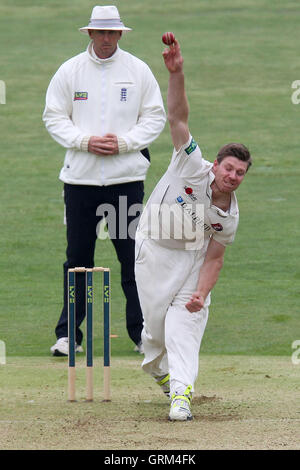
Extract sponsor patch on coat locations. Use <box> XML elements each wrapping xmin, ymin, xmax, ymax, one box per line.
<box><xmin>184</xmin><ymin>138</ymin><xmax>197</xmax><ymax>155</ymax></box>
<box><xmin>74</xmin><ymin>92</ymin><xmax>88</xmax><ymax>100</ymax></box>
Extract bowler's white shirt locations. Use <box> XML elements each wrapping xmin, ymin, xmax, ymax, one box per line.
<box><xmin>137</xmin><ymin>135</ymin><xmax>239</xmax><ymax>252</ymax></box>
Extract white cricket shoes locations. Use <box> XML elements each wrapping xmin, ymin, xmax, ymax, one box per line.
<box><xmin>50</xmin><ymin>337</ymin><xmax>83</xmax><ymax>356</ymax></box>
<box><xmin>169</xmin><ymin>385</ymin><xmax>193</xmax><ymax>421</ymax></box>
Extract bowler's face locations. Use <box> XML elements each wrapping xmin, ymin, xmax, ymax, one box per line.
<box><xmin>89</xmin><ymin>30</ymin><xmax>122</xmax><ymax>59</ymax></box>
<box><xmin>212</xmin><ymin>156</ymin><xmax>248</xmax><ymax>193</ymax></box>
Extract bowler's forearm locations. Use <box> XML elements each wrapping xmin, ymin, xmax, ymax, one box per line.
<box><xmin>196</xmin><ymin>257</ymin><xmax>224</xmax><ymax>300</ymax></box>
<box><xmin>167</xmin><ymin>71</ymin><xmax>189</xmax><ymax>126</ymax></box>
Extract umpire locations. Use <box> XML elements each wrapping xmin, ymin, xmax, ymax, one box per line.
<box><xmin>43</xmin><ymin>5</ymin><xmax>166</xmax><ymax>356</ymax></box>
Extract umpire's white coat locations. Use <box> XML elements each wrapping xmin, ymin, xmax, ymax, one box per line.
<box><xmin>43</xmin><ymin>43</ymin><xmax>166</xmax><ymax>186</ymax></box>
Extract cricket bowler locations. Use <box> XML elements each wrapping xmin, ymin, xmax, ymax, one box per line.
<box><xmin>135</xmin><ymin>37</ymin><xmax>252</xmax><ymax>421</ymax></box>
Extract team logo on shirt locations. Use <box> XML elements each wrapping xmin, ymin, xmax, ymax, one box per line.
<box><xmin>184</xmin><ymin>186</ymin><xmax>197</xmax><ymax>201</ymax></box>
<box><xmin>74</xmin><ymin>92</ymin><xmax>88</xmax><ymax>100</ymax></box>
<box><xmin>184</xmin><ymin>138</ymin><xmax>197</xmax><ymax>155</ymax></box>
<box><xmin>211</xmin><ymin>223</ymin><xmax>223</xmax><ymax>232</ymax></box>
<box><xmin>120</xmin><ymin>88</ymin><xmax>127</xmax><ymax>101</ymax></box>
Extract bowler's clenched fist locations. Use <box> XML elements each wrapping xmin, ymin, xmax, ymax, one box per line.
<box><xmin>185</xmin><ymin>293</ymin><xmax>205</xmax><ymax>313</ymax></box>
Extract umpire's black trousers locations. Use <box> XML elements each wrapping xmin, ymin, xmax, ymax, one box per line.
<box><xmin>55</xmin><ymin>181</ymin><xmax>144</xmax><ymax>346</ymax></box>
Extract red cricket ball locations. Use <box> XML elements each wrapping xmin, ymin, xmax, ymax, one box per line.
<box><xmin>162</xmin><ymin>32</ymin><xmax>175</xmax><ymax>46</ymax></box>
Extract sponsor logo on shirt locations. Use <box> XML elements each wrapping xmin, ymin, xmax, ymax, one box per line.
<box><xmin>176</xmin><ymin>195</ymin><xmax>211</xmax><ymax>231</ymax></box>
<box><xmin>211</xmin><ymin>223</ymin><xmax>223</xmax><ymax>232</ymax></box>
<box><xmin>176</xmin><ymin>196</ymin><xmax>205</xmax><ymax>227</ymax></box>
<box><xmin>74</xmin><ymin>92</ymin><xmax>88</xmax><ymax>101</ymax></box>
<box><xmin>184</xmin><ymin>138</ymin><xmax>197</xmax><ymax>155</ymax></box>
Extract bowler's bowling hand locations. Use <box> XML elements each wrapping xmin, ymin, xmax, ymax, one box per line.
<box><xmin>162</xmin><ymin>40</ymin><xmax>183</xmax><ymax>74</ymax></box>
<box><xmin>88</xmin><ymin>134</ymin><xmax>119</xmax><ymax>156</ymax></box>
<box><xmin>185</xmin><ymin>292</ymin><xmax>205</xmax><ymax>313</ymax></box>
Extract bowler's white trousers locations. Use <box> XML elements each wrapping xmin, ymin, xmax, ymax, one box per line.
<box><xmin>135</xmin><ymin>232</ymin><xmax>210</xmax><ymax>397</ymax></box>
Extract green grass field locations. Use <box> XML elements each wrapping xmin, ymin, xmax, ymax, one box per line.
<box><xmin>0</xmin><ymin>0</ymin><xmax>300</xmax><ymax>450</ymax></box>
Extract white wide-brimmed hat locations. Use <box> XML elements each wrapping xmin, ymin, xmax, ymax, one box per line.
<box><xmin>79</xmin><ymin>5</ymin><xmax>132</xmax><ymax>33</ymax></box>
